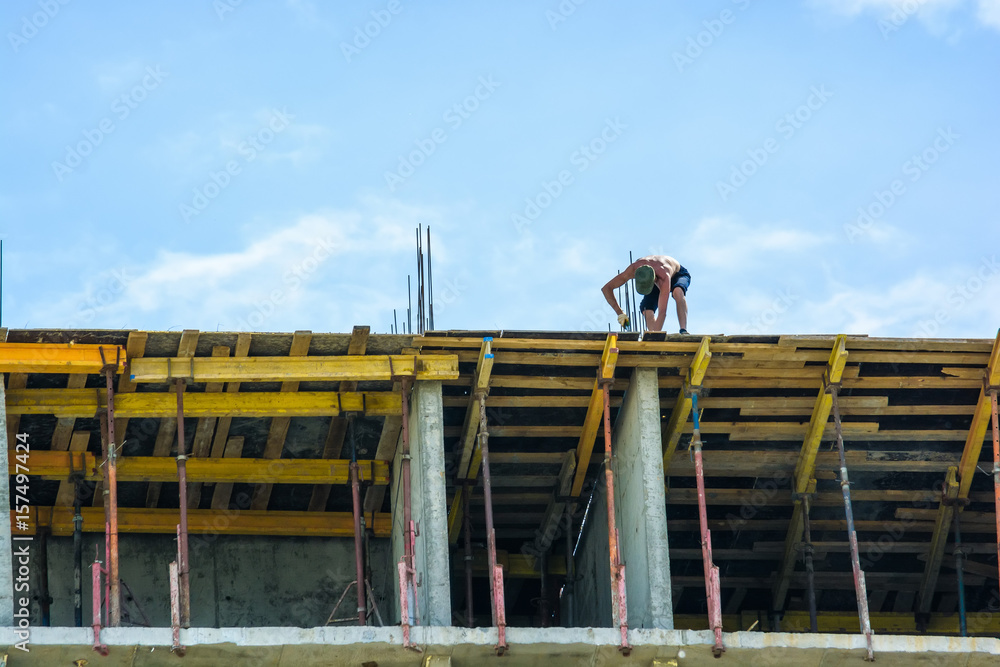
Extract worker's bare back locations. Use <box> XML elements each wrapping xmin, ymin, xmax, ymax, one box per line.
<box><xmin>636</xmin><ymin>255</ymin><xmax>680</xmax><ymax>279</ymax></box>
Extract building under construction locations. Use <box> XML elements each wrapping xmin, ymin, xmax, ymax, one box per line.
<box><xmin>1</xmin><ymin>326</ymin><xmax>1000</xmax><ymax>665</ymax></box>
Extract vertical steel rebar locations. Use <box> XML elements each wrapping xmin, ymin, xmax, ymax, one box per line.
<box><xmin>73</xmin><ymin>490</ymin><xmax>83</xmax><ymax>627</ymax></box>
<box><xmin>478</xmin><ymin>394</ymin><xmax>507</xmax><ymax>653</ymax></box>
<box><xmin>953</xmin><ymin>508</ymin><xmax>967</xmax><ymax>636</ymax></box>
<box><xmin>691</xmin><ymin>393</ymin><xmax>724</xmax><ymax>656</ymax></box>
<box><xmin>831</xmin><ymin>388</ymin><xmax>874</xmax><ymax>661</ymax></box>
<box><xmin>802</xmin><ymin>494</ymin><xmax>818</xmax><ymax>633</ymax></box>
<box><xmin>103</xmin><ymin>366</ymin><xmax>121</xmax><ymax>626</ymax></box>
<box><xmin>463</xmin><ymin>481</ymin><xmax>474</xmax><ymax>628</ymax></box>
<box><xmin>426</xmin><ymin>226</ymin><xmax>434</xmax><ymax>331</ymax></box>
<box><xmin>601</xmin><ymin>380</ymin><xmax>631</xmax><ymax>653</ymax></box>
<box><xmin>407</xmin><ymin>275</ymin><xmax>412</xmax><ymax>336</ymax></box>
<box><xmin>175</xmin><ymin>379</ymin><xmax>191</xmax><ymax>628</ymax></box>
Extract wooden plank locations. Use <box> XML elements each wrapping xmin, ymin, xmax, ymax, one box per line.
<box><xmin>918</xmin><ymin>330</ymin><xmax>1000</xmax><ymax>613</ymax></box>
<box><xmin>448</xmin><ymin>338</ymin><xmax>495</xmax><ymax>543</ymax></box>
<box><xmin>0</xmin><ymin>342</ymin><xmax>126</xmax><ymax>374</ymax></box>
<box><xmin>309</xmin><ymin>326</ymin><xmax>370</xmax><ymax>512</ymax></box>
<box><xmin>129</xmin><ymin>353</ymin><xmax>459</xmax><ymax>382</ymax></box>
<box><xmin>772</xmin><ymin>334</ymin><xmax>848</xmax><ymax>611</ymax></box>
<box><xmin>662</xmin><ymin>336</ymin><xmax>711</xmax><ymax>475</ymax></box>
<box><xmin>50</xmin><ymin>374</ymin><xmax>88</xmax><ymax>452</ymax></box>
<box><xmin>570</xmin><ymin>334</ymin><xmax>618</xmax><ymax>497</ymax></box>
<box><xmin>113</xmin><ymin>331</ymin><xmax>148</xmax><ymax>452</ymax></box>
<box><xmin>186</xmin><ymin>344</ymin><xmax>231</xmax><ymax>509</ymax></box>
<box><xmin>145</xmin><ymin>330</ymin><xmax>199</xmax><ymax>508</ymax></box>
<box><xmin>251</xmin><ymin>330</ymin><xmax>312</xmax><ymax>511</ymax></box>
<box><xmin>19</xmin><ymin>506</ymin><xmax>392</xmax><ymax>538</ymax></box>
<box><xmin>211</xmin><ymin>437</ymin><xmax>245</xmax><ymax>510</ymax></box>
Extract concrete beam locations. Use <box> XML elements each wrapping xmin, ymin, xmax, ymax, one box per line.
<box><xmin>392</xmin><ymin>381</ymin><xmax>451</xmax><ymax>626</ymax></box>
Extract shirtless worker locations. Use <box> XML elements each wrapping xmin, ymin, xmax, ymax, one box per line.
<box><xmin>601</xmin><ymin>255</ymin><xmax>690</xmax><ymax>333</ymax></box>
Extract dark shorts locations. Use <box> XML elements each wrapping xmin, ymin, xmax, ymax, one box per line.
<box><xmin>639</xmin><ymin>266</ymin><xmax>690</xmax><ymax>313</ymax></box>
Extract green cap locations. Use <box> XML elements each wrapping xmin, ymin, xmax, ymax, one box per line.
<box><xmin>634</xmin><ymin>265</ymin><xmax>655</xmax><ymax>295</ymax></box>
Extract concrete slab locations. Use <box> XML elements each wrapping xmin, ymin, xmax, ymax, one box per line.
<box><xmin>3</xmin><ymin>626</ymin><xmax>998</xmax><ymax>667</ymax></box>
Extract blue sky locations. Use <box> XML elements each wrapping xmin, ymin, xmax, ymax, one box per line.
<box><xmin>2</xmin><ymin>0</ymin><xmax>999</xmax><ymax>337</ymax></box>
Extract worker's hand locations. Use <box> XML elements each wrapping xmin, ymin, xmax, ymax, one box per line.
<box><xmin>617</xmin><ymin>312</ymin><xmax>629</xmax><ymax>328</ymax></box>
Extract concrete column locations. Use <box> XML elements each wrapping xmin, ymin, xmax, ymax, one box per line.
<box><xmin>614</xmin><ymin>367</ymin><xmax>672</xmax><ymax>629</ymax></box>
<box><xmin>0</xmin><ymin>382</ymin><xmax>14</xmax><ymax>624</ymax></box>
<box><xmin>571</xmin><ymin>368</ymin><xmax>672</xmax><ymax>629</ymax></box>
<box><xmin>391</xmin><ymin>380</ymin><xmax>451</xmax><ymax>627</ymax></box>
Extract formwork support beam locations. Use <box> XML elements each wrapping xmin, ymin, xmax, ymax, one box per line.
<box><xmin>772</xmin><ymin>334</ymin><xmax>848</xmax><ymax>610</ymax></box>
<box><xmin>919</xmin><ymin>329</ymin><xmax>1000</xmax><ymax>613</ymax></box>
<box><xmin>0</xmin><ymin>342</ymin><xmax>126</xmax><ymax>374</ymax></box>
<box><xmin>448</xmin><ymin>339</ymin><xmax>494</xmax><ymax>544</ymax></box>
<box><xmin>662</xmin><ymin>336</ymin><xmax>711</xmax><ymax>475</ymax></box>
<box><xmin>128</xmin><ymin>354</ymin><xmax>459</xmax><ymax>383</ymax></box>
<box><xmin>570</xmin><ymin>334</ymin><xmax>619</xmax><ymax>498</ymax></box>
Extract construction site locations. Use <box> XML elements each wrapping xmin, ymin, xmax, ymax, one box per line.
<box><xmin>0</xmin><ymin>321</ymin><xmax>998</xmax><ymax>666</ymax></box>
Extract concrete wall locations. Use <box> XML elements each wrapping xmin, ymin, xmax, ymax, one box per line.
<box><xmin>390</xmin><ymin>380</ymin><xmax>451</xmax><ymax>626</ymax></box>
<box><xmin>30</xmin><ymin>534</ymin><xmax>391</xmax><ymax>628</ymax></box>
<box><xmin>574</xmin><ymin>481</ymin><xmax>613</xmax><ymax>627</ymax></box>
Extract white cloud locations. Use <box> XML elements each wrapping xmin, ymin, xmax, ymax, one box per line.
<box><xmin>678</xmin><ymin>216</ymin><xmax>830</xmax><ymax>270</ymax></box>
<box><xmin>30</xmin><ymin>201</ymin><xmax>438</xmax><ymax>332</ymax></box>
<box><xmin>811</xmin><ymin>0</ymin><xmax>997</xmax><ymax>34</ymax></box>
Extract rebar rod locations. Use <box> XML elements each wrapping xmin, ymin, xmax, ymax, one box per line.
<box><xmin>802</xmin><ymin>494</ymin><xmax>818</xmax><ymax>633</ymax></box>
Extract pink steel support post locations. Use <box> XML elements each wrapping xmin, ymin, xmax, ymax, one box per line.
<box><xmin>175</xmin><ymin>379</ymin><xmax>191</xmax><ymax>628</ymax></box>
<box><xmin>350</xmin><ymin>458</ymin><xmax>367</xmax><ymax>625</ymax></box>
<box><xmin>690</xmin><ymin>392</ymin><xmax>724</xmax><ymax>657</ymax></box>
<box><xmin>397</xmin><ymin>377</ymin><xmax>419</xmax><ymax>649</ymax></box>
<box><xmin>601</xmin><ymin>379</ymin><xmax>630</xmax><ymax>654</ymax></box>
<box><xmin>169</xmin><ymin>555</ymin><xmax>185</xmax><ymax>655</ymax></box>
<box><xmin>101</xmin><ymin>354</ymin><xmax>122</xmax><ymax>627</ymax></box>
<box><xmin>91</xmin><ymin>561</ymin><xmax>107</xmax><ymax>655</ymax></box>
<box><xmin>477</xmin><ymin>393</ymin><xmax>507</xmax><ymax>655</ymax></box>
<box><xmin>830</xmin><ymin>387</ymin><xmax>874</xmax><ymax>662</ymax></box>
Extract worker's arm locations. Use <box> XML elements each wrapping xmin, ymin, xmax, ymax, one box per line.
<box><xmin>653</xmin><ymin>277</ymin><xmax>671</xmax><ymax>331</ymax></box>
<box><xmin>601</xmin><ymin>265</ymin><xmax>635</xmax><ymax>316</ymax></box>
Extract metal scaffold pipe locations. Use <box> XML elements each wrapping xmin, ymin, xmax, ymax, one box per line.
<box><xmin>175</xmin><ymin>379</ymin><xmax>191</xmax><ymax>628</ymax></box>
<box><xmin>691</xmin><ymin>392</ymin><xmax>724</xmax><ymax>656</ymax></box>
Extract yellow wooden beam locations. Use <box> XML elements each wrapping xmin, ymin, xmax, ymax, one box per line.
<box><xmin>918</xmin><ymin>329</ymin><xmax>1000</xmax><ymax>612</ymax></box>
<box><xmin>5</xmin><ymin>388</ymin><xmax>402</xmax><ymax>418</ymax></box>
<box><xmin>16</xmin><ymin>506</ymin><xmax>392</xmax><ymax>538</ymax></box>
<box><xmin>662</xmin><ymin>336</ymin><xmax>712</xmax><ymax>474</ymax></box>
<box><xmin>449</xmin><ymin>338</ymin><xmax>495</xmax><ymax>544</ymax></box>
<box><xmin>0</xmin><ymin>342</ymin><xmax>126</xmax><ymax>374</ymax></box>
<box><xmin>128</xmin><ymin>354</ymin><xmax>459</xmax><ymax>383</ymax></box>
<box><xmin>569</xmin><ymin>334</ymin><xmax>618</xmax><ymax>497</ymax></box>
<box><xmin>772</xmin><ymin>334</ymin><xmax>848</xmax><ymax>610</ymax></box>
<box><xmin>15</xmin><ymin>451</ymin><xmax>390</xmax><ymax>485</ymax></box>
